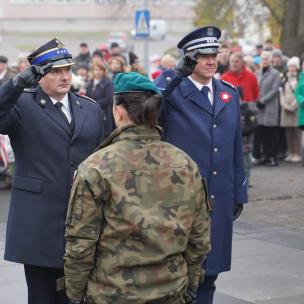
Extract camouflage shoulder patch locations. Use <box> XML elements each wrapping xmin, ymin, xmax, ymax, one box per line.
<box><xmin>220</xmin><ymin>80</ymin><xmax>237</xmax><ymax>91</ymax></box>
<box><xmin>74</xmin><ymin>92</ymin><xmax>96</xmax><ymax>103</ymax></box>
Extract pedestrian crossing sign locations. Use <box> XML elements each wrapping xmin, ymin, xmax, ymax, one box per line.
<box><xmin>135</xmin><ymin>10</ymin><xmax>150</xmax><ymax>38</ymax></box>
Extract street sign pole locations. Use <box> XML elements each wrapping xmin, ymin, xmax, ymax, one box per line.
<box><xmin>135</xmin><ymin>3</ymin><xmax>150</xmax><ymax>77</ymax></box>
<box><xmin>143</xmin><ymin>0</ymin><xmax>149</xmax><ymax>76</ymax></box>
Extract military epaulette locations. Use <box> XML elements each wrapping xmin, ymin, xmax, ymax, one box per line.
<box><xmin>23</xmin><ymin>87</ymin><xmax>37</xmax><ymax>93</ymax></box>
<box><xmin>74</xmin><ymin>92</ymin><xmax>96</xmax><ymax>103</ymax></box>
<box><xmin>220</xmin><ymin>80</ymin><xmax>237</xmax><ymax>91</ymax></box>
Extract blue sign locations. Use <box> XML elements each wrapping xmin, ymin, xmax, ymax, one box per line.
<box><xmin>135</xmin><ymin>10</ymin><xmax>150</xmax><ymax>38</ymax></box>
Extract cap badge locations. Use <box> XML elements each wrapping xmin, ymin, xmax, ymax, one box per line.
<box><xmin>220</xmin><ymin>92</ymin><xmax>232</xmax><ymax>103</ymax></box>
<box><xmin>207</xmin><ymin>27</ymin><xmax>214</xmax><ymax>37</ymax></box>
<box><xmin>55</xmin><ymin>38</ymin><xmax>64</xmax><ymax>48</ymax></box>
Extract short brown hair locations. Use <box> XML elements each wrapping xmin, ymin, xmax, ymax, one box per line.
<box><xmin>114</xmin><ymin>91</ymin><xmax>162</xmax><ymax>127</ymax></box>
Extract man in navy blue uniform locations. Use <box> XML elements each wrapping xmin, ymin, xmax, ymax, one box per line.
<box><xmin>156</xmin><ymin>26</ymin><xmax>248</xmax><ymax>303</ymax></box>
<box><xmin>0</xmin><ymin>38</ymin><xmax>104</xmax><ymax>304</ymax></box>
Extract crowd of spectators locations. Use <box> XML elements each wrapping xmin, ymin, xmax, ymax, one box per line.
<box><xmin>1</xmin><ymin>38</ymin><xmax>303</xmax><ymax>175</ymax></box>
<box><xmin>212</xmin><ymin>39</ymin><xmax>304</xmax><ymax>181</ymax></box>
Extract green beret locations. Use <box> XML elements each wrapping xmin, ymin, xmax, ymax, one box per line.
<box><xmin>114</xmin><ymin>72</ymin><xmax>161</xmax><ymax>95</ymax></box>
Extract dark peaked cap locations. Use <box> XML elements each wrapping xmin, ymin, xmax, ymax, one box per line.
<box><xmin>0</xmin><ymin>55</ymin><xmax>8</xmax><ymax>63</ymax></box>
<box><xmin>177</xmin><ymin>26</ymin><xmax>221</xmax><ymax>54</ymax></box>
<box><xmin>27</xmin><ymin>38</ymin><xmax>74</xmax><ymax>68</ymax></box>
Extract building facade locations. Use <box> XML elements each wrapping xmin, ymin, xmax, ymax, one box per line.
<box><xmin>0</xmin><ymin>0</ymin><xmax>195</xmax><ymax>32</ymax></box>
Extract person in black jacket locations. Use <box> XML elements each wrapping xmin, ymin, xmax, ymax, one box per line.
<box><xmin>86</xmin><ymin>62</ymin><xmax>115</xmax><ymax>136</ymax></box>
<box><xmin>237</xmin><ymin>86</ymin><xmax>257</xmax><ymax>187</ymax></box>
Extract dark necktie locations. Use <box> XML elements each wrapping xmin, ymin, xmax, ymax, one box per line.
<box><xmin>55</xmin><ymin>102</ymin><xmax>70</xmax><ymax>126</ymax></box>
<box><xmin>201</xmin><ymin>86</ymin><xmax>210</xmax><ymax>103</ymax></box>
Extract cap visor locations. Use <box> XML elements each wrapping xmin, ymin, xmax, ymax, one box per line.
<box><xmin>197</xmin><ymin>48</ymin><xmax>219</xmax><ymax>54</ymax></box>
<box><xmin>52</xmin><ymin>58</ymin><xmax>75</xmax><ymax>68</ymax></box>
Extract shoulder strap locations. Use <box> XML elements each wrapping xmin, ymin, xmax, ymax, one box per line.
<box><xmin>220</xmin><ymin>79</ymin><xmax>237</xmax><ymax>91</ymax></box>
<box><xmin>74</xmin><ymin>92</ymin><xmax>96</xmax><ymax>103</ymax></box>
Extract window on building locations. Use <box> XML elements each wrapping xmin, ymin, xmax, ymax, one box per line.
<box><xmin>184</xmin><ymin>0</ymin><xmax>196</xmax><ymax>5</ymax></box>
<box><xmin>129</xmin><ymin>0</ymin><xmax>143</xmax><ymax>4</ymax></box>
<box><xmin>9</xmin><ymin>0</ymin><xmax>30</xmax><ymax>4</ymax></box>
<box><xmin>76</xmin><ymin>0</ymin><xmax>89</xmax><ymax>3</ymax></box>
<box><xmin>32</xmin><ymin>0</ymin><xmax>48</xmax><ymax>3</ymax></box>
<box><xmin>54</xmin><ymin>0</ymin><xmax>74</xmax><ymax>4</ymax></box>
<box><xmin>150</xmin><ymin>0</ymin><xmax>161</xmax><ymax>5</ymax></box>
<box><xmin>95</xmin><ymin>0</ymin><xmax>114</xmax><ymax>4</ymax></box>
<box><xmin>130</xmin><ymin>0</ymin><xmax>144</xmax><ymax>5</ymax></box>
<box><xmin>169</xmin><ymin>0</ymin><xmax>194</xmax><ymax>4</ymax></box>
<box><xmin>95</xmin><ymin>0</ymin><xmax>126</xmax><ymax>4</ymax></box>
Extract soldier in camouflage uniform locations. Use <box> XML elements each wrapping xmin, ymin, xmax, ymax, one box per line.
<box><xmin>64</xmin><ymin>72</ymin><xmax>211</xmax><ymax>304</ymax></box>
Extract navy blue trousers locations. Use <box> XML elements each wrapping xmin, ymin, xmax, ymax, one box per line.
<box><xmin>196</xmin><ymin>274</ymin><xmax>218</xmax><ymax>304</ymax></box>
<box><xmin>24</xmin><ymin>264</ymin><xmax>68</xmax><ymax>304</ymax></box>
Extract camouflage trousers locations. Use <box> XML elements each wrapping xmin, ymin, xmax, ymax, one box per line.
<box><xmin>84</xmin><ymin>289</ymin><xmax>186</xmax><ymax>304</ymax></box>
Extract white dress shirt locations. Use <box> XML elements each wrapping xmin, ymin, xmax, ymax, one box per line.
<box><xmin>50</xmin><ymin>94</ymin><xmax>72</xmax><ymax>123</ymax></box>
<box><xmin>188</xmin><ymin>76</ymin><xmax>214</xmax><ymax>105</ymax></box>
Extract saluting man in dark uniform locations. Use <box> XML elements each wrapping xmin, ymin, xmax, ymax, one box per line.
<box><xmin>156</xmin><ymin>26</ymin><xmax>248</xmax><ymax>304</ymax></box>
<box><xmin>0</xmin><ymin>38</ymin><xmax>104</xmax><ymax>304</ymax></box>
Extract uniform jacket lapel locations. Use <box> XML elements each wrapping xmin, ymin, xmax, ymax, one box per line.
<box><xmin>35</xmin><ymin>86</ymin><xmax>71</xmax><ymax>135</ymax></box>
<box><xmin>180</xmin><ymin>78</ymin><xmax>213</xmax><ymax>114</ymax></box>
<box><xmin>213</xmin><ymin>78</ymin><xmax>228</xmax><ymax>117</ymax></box>
<box><xmin>69</xmin><ymin>92</ymin><xmax>86</xmax><ymax>142</ymax></box>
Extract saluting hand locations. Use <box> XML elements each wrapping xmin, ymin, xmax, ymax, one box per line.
<box><xmin>174</xmin><ymin>49</ymin><xmax>199</xmax><ymax>78</ymax></box>
<box><xmin>12</xmin><ymin>62</ymin><xmax>53</xmax><ymax>89</ymax></box>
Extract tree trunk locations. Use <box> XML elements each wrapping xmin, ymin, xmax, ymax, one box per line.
<box><xmin>296</xmin><ymin>1</ymin><xmax>304</xmax><ymax>59</ymax></box>
<box><xmin>280</xmin><ymin>0</ymin><xmax>300</xmax><ymax>57</ymax></box>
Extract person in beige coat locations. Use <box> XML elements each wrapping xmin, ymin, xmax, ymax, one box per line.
<box><xmin>280</xmin><ymin>56</ymin><xmax>302</xmax><ymax>162</ymax></box>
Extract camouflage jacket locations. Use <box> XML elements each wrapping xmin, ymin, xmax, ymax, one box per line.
<box><xmin>64</xmin><ymin>125</ymin><xmax>211</xmax><ymax>304</ymax></box>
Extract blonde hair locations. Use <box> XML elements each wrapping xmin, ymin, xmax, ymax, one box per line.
<box><xmin>109</xmin><ymin>56</ymin><xmax>126</xmax><ymax>72</ymax></box>
<box><xmin>160</xmin><ymin>54</ymin><xmax>176</xmax><ymax>69</ymax></box>
<box><xmin>260</xmin><ymin>51</ymin><xmax>272</xmax><ymax>61</ymax></box>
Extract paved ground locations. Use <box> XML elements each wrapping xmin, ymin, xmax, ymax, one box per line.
<box><xmin>0</xmin><ymin>160</ymin><xmax>303</xmax><ymax>303</ymax></box>
<box><xmin>215</xmin><ymin>161</ymin><xmax>304</xmax><ymax>304</ymax></box>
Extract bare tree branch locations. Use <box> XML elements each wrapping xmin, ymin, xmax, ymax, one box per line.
<box><xmin>259</xmin><ymin>0</ymin><xmax>283</xmax><ymax>24</ymax></box>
